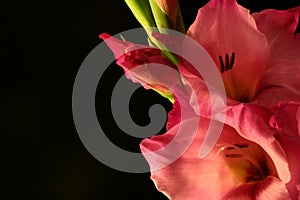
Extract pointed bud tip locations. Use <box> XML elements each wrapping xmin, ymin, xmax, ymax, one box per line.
<box><xmin>99</xmin><ymin>33</ymin><xmax>111</xmax><ymax>40</ymax></box>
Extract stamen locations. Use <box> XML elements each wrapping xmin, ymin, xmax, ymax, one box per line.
<box><xmin>229</xmin><ymin>52</ymin><xmax>235</xmax><ymax>69</ymax></box>
<box><xmin>225</xmin><ymin>53</ymin><xmax>229</xmax><ymax>71</ymax></box>
<box><xmin>234</xmin><ymin>143</ymin><xmax>249</xmax><ymax>149</ymax></box>
<box><xmin>219</xmin><ymin>52</ymin><xmax>235</xmax><ymax>73</ymax></box>
<box><xmin>225</xmin><ymin>154</ymin><xmax>243</xmax><ymax>158</ymax></box>
<box><xmin>226</xmin><ymin>147</ymin><xmax>235</xmax><ymax>150</ymax></box>
<box><xmin>219</xmin><ymin>56</ymin><xmax>225</xmax><ymax>73</ymax></box>
<box><xmin>217</xmin><ymin>142</ymin><xmax>268</xmax><ymax>183</ymax></box>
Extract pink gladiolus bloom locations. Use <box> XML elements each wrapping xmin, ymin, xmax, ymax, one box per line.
<box><xmin>186</xmin><ymin>0</ymin><xmax>300</xmax><ymax>105</ymax></box>
<box><xmin>141</xmin><ymin>99</ymin><xmax>300</xmax><ymax>199</ymax></box>
<box><xmin>142</xmin><ymin>0</ymin><xmax>300</xmax><ymax>199</ymax></box>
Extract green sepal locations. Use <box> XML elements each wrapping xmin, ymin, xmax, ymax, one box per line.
<box><xmin>125</xmin><ymin>0</ymin><xmax>157</xmax><ymax>36</ymax></box>
<box><xmin>153</xmin><ymin>89</ymin><xmax>175</xmax><ymax>103</ymax></box>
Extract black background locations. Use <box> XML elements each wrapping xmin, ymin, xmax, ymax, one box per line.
<box><xmin>1</xmin><ymin>0</ymin><xmax>299</xmax><ymax>199</ymax></box>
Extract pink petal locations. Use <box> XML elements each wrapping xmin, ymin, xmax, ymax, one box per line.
<box><xmin>226</xmin><ymin>104</ymin><xmax>291</xmax><ymax>183</ymax></box>
<box><xmin>251</xmin><ymin>7</ymin><xmax>300</xmax><ymax>105</ymax></box>
<box><xmin>141</xmin><ymin>118</ymin><xmax>241</xmax><ymax>199</ymax></box>
<box><xmin>252</xmin><ymin>7</ymin><xmax>300</xmax><ymax>48</ymax></box>
<box><xmin>297</xmin><ymin>185</ymin><xmax>300</xmax><ymax>200</ymax></box>
<box><xmin>254</xmin><ymin>36</ymin><xmax>300</xmax><ymax>106</ymax></box>
<box><xmin>187</xmin><ymin>0</ymin><xmax>269</xmax><ymax>101</ymax></box>
<box><xmin>99</xmin><ymin>33</ymin><xmax>132</xmax><ymax>59</ymax></box>
<box><xmin>268</xmin><ymin>102</ymin><xmax>300</xmax><ymax>199</ymax></box>
<box><xmin>269</xmin><ymin>102</ymin><xmax>300</xmax><ymax>136</ymax></box>
<box><xmin>275</xmin><ymin>133</ymin><xmax>300</xmax><ymax>200</ymax></box>
<box><xmin>99</xmin><ymin>33</ymin><xmax>182</xmax><ymax>94</ymax></box>
<box><xmin>166</xmin><ymin>86</ymin><xmax>197</xmax><ymax>130</ymax></box>
<box><xmin>254</xmin><ymin>80</ymin><xmax>300</xmax><ymax>107</ymax></box>
<box><xmin>141</xmin><ymin>117</ymin><xmax>287</xmax><ymax>199</ymax></box>
<box><xmin>224</xmin><ymin>176</ymin><xmax>291</xmax><ymax>200</ymax></box>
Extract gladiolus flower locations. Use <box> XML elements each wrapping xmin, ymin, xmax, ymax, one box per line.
<box><xmin>187</xmin><ymin>0</ymin><xmax>268</xmax><ymax>102</ymax></box>
<box><xmin>141</xmin><ymin>100</ymin><xmax>300</xmax><ymax>199</ymax></box>
<box><xmin>186</xmin><ymin>0</ymin><xmax>300</xmax><ymax>104</ymax></box>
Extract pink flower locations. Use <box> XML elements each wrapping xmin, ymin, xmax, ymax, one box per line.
<box><xmin>186</xmin><ymin>0</ymin><xmax>300</xmax><ymax>105</ymax></box>
<box><xmin>99</xmin><ymin>33</ymin><xmax>181</xmax><ymax>98</ymax></box>
<box><xmin>141</xmin><ymin>99</ymin><xmax>300</xmax><ymax>199</ymax></box>
<box><xmin>137</xmin><ymin>0</ymin><xmax>300</xmax><ymax>199</ymax></box>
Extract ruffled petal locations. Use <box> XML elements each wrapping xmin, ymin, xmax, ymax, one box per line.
<box><xmin>252</xmin><ymin>6</ymin><xmax>300</xmax><ymax>48</ymax></box>
<box><xmin>99</xmin><ymin>33</ymin><xmax>182</xmax><ymax>94</ymax></box>
<box><xmin>269</xmin><ymin>102</ymin><xmax>300</xmax><ymax>136</ymax></box>
<box><xmin>226</xmin><ymin>104</ymin><xmax>291</xmax><ymax>183</ymax></box>
<box><xmin>187</xmin><ymin>0</ymin><xmax>269</xmax><ymax>101</ymax></box>
<box><xmin>141</xmin><ymin>118</ymin><xmax>241</xmax><ymax>199</ymax></box>
<box><xmin>254</xmin><ymin>78</ymin><xmax>300</xmax><ymax>107</ymax></box>
<box><xmin>254</xmin><ymin>35</ymin><xmax>300</xmax><ymax>106</ymax></box>
<box><xmin>275</xmin><ymin>133</ymin><xmax>300</xmax><ymax>200</ymax></box>
<box><xmin>166</xmin><ymin>86</ymin><xmax>197</xmax><ymax>130</ymax></box>
<box><xmin>224</xmin><ymin>176</ymin><xmax>291</xmax><ymax>200</ymax></box>
<box><xmin>252</xmin><ymin>7</ymin><xmax>300</xmax><ymax>105</ymax></box>
<box><xmin>268</xmin><ymin>102</ymin><xmax>300</xmax><ymax>199</ymax></box>
<box><xmin>141</xmin><ymin>117</ymin><xmax>287</xmax><ymax>199</ymax></box>
<box><xmin>297</xmin><ymin>185</ymin><xmax>300</xmax><ymax>200</ymax></box>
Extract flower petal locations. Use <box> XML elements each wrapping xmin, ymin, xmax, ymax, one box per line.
<box><xmin>226</xmin><ymin>104</ymin><xmax>291</xmax><ymax>183</ymax></box>
<box><xmin>141</xmin><ymin>117</ymin><xmax>287</xmax><ymax>199</ymax></box>
<box><xmin>275</xmin><ymin>134</ymin><xmax>300</xmax><ymax>200</ymax></box>
<box><xmin>254</xmin><ymin>35</ymin><xmax>300</xmax><ymax>106</ymax></box>
<box><xmin>166</xmin><ymin>86</ymin><xmax>197</xmax><ymax>130</ymax></box>
<box><xmin>269</xmin><ymin>102</ymin><xmax>300</xmax><ymax>136</ymax></box>
<box><xmin>187</xmin><ymin>0</ymin><xmax>269</xmax><ymax>101</ymax></box>
<box><xmin>99</xmin><ymin>33</ymin><xmax>182</xmax><ymax>95</ymax></box>
<box><xmin>269</xmin><ymin>102</ymin><xmax>300</xmax><ymax>199</ymax></box>
<box><xmin>252</xmin><ymin>6</ymin><xmax>300</xmax><ymax>47</ymax></box>
<box><xmin>224</xmin><ymin>176</ymin><xmax>291</xmax><ymax>200</ymax></box>
<box><xmin>252</xmin><ymin>7</ymin><xmax>300</xmax><ymax>105</ymax></box>
<box><xmin>141</xmin><ymin>118</ymin><xmax>242</xmax><ymax>199</ymax></box>
<box><xmin>297</xmin><ymin>185</ymin><xmax>300</xmax><ymax>200</ymax></box>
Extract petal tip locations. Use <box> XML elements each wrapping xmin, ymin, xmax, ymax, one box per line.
<box><xmin>99</xmin><ymin>33</ymin><xmax>111</xmax><ymax>40</ymax></box>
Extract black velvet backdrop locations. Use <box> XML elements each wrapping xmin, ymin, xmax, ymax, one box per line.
<box><xmin>1</xmin><ymin>0</ymin><xmax>299</xmax><ymax>199</ymax></box>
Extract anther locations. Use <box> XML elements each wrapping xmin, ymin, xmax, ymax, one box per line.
<box><xmin>229</xmin><ymin>52</ymin><xmax>235</xmax><ymax>69</ymax></box>
<box><xmin>234</xmin><ymin>143</ymin><xmax>249</xmax><ymax>149</ymax></box>
<box><xmin>225</xmin><ymin>53</ymin><xmax>229</xmax><ymax>71</ymax></box>
<box><xmin>226</xmin><ymin>147</ymin><xmax>235</xmax><ymax>150</ymax></box>
<box><xmin>219</xmin><ymin>52</ymin><xmax>235</xmax><ymax>73</ymax></box>
<box><xmin>219</xmin><ymin>56</ymin><xmax>225</xmax><ymax>73</ymax></box>
<box><xmin>225</xmin><ymin>153</ymin><xmax>243</xmax><ymax>158</ymax></box>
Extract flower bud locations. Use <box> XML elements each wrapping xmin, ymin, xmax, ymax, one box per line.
<box><xmin>149</xmin><ymin>0</ymin><xmax>185</xmax><ymax>33</ymax></box>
